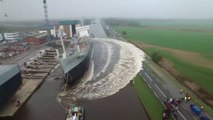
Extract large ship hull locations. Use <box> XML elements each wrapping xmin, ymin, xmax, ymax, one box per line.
<box><xmin>66</xmin><ymin>41</ymin><xmax>93</xmax><ymax>84</ymax></box>
<box><xmin>59</xmin><ymin>40</ymin><xmax>93</xmax><ymax>85</ymax></box>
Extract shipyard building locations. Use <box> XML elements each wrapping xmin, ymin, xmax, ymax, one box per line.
<box><xmin>38</xmin><ymin>20</ymin><xmax>81</xmax><ymax>39</ymax></box>
<box><xmin>0</xmin><ymin>65</ymin><xmax>22</xmax><ymax>109</ymax></box>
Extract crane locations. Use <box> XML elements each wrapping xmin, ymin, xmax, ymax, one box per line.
<box><xmin>43</xmin><ymin>0</ymin><xmax>51</xmax><ymax>43</ymax></box>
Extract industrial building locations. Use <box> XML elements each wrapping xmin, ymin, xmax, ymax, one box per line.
<box><xmin>0</xmin><ymin>65</ymin><xmax>22</xmax><ymax>109</ymax></box>
<box><xmin>47</xmin><ymin>20</ymin><xmax>80</xmax><ymax>39</ymax></box>
<box><xmin>24</xmin><ymin>32</ymin><xmax>47</xmax><ymax>45</ymax></box>
<box><xmin>0</xmin><ymin>34</ymin><xmax>3</xmax><ymax>41</ymax></box>
<box><xmin>3</xmin><ymin>32</ymin><xmax>24</xmax><ymax>41</ymax></box>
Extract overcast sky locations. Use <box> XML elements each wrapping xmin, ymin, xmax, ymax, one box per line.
<box><xmin>0</xmin><ymin>0</ymin><xmax>213</xmax><ymax>21</ymax></box>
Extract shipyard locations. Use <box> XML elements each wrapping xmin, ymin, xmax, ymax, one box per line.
<box><xmin>1</xmin><ymin>0</ymin><xmax>213</xmax><ymax>120</ymax></box>
<box><xmin>0</xmin><ymin>18</ymin><xmax>149</xmax><ymax>120</ymax></box>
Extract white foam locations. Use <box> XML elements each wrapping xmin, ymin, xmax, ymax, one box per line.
<box><xmin>60</xmin><ymin>38</ymin><xmax>145</xmax><ymax>101</ymax></box>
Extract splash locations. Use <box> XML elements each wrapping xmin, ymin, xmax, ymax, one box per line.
<box><xmin>58</xmin><ymin>38</ymin><xmax>145</xmax><ymax>105</ymax></box>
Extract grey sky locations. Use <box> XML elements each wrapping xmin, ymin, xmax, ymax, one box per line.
<box><xmin>0</xmin><ymin>0</ymin><xmax>213</xmax><ymax>21</ymax></box>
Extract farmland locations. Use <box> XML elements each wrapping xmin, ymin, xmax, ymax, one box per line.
<box><xmin>113</xmin><ymin>25</ymin><xmax>213</xmax><ymax>54</ymax></box>
<box><xmin>107</xmin><ymin>19</ymin><xmax>213</xmax><ymax>106</ymax></box>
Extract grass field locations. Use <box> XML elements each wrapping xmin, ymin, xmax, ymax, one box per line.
<box><xmin>133</xmin><ymin>74</ymin><xmax>163</xmax><ymax>120</ymax></box>
<box><xmin>112</xmin><ymin>24</ymin><xmax>213</xmax><ymax>94</ymax></box>
<box><xmin>163</xmin><ymin>50</ymin><xmax>213</xmax><ymax>93</ymax></box>
<box><xmin>113</xmin><ymin>26</ymin><xmax>213</xmax><ymax>54</ymax></box>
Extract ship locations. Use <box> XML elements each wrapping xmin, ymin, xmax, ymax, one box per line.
<box><xmin>66</xmin><ymin>105</ymin><xmax>84</xmax><ymax>120</ymax></box>
<box><xmin>56</xmin><ymin>25</ymin><xmax>93</xmax><ymax>85</ymax></box>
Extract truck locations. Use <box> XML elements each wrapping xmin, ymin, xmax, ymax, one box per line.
<box><xmin>190</xmin><ymin>104</ymin><xmax>201</xmax><ymax>116</ymax></box>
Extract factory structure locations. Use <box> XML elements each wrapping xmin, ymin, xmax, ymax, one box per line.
<box><xmin>40</xmin><ymin>20</ymin><xmax>81</xmax><ymax>39</ymax></box>
<box><xmin>0</xmin><ymin>32</ymin><xmax>26</xmax><ymax>42</ymax></box>
<box><xmin>24</xmin><ymin>32</ymin><xmax>47</xmax><ymax>45</ymax></box>
<box><xmin>0</xmin><ymin>20</ymin><xmax>81</xmax><ymax>44</ymax></box>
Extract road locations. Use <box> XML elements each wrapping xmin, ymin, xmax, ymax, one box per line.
<box><xmin>90</xmin><ymin>19</ymin><xmax>107</xmax><ymax>38</ymax></box>
<box><xmin>140</xmin><ymin>64</ymin><xmax>212</xmax><ymax>120</ymax></box>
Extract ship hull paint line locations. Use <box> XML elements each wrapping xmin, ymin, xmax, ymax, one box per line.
<box><xmin>91</xmin><ymin>47</ymin><xmax>94</xmax><ymax>63</ymax></box>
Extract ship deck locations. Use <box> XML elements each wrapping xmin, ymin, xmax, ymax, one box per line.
<box><xmin>59</xmin><ymin>39</ymin><xmax>91</xmax><ymax>74</ymax></box>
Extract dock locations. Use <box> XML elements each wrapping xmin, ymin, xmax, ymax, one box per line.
<box><xmin>0</xmin><ymin>49</ymin><xmax>58</xmax><ymax>118</ymax></box>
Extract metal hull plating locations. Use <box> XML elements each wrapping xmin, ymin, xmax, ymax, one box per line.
<box><xmin>60</xmin><ymin>40</ymin><xmax>93</xmax><ymax>85</ymax></box>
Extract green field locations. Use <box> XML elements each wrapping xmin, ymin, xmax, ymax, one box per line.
<box><xmin>164</xmin><ymin>50</ymin><xmax>213</xmax><ymax>92</ymax></box>
<box><xmin>133</xmin><ymin>74</ymin><xmax>163</xmax><ymax>120</ymax></box>
<box><xmin>113</xmin><ymin>26</ymin><xmax>213</xmax><ymax>54</ymax></box>
<box><xmin>111</xmin><ymin>21</ymin><xmax>213</xmax><ymax>94</ymax></box>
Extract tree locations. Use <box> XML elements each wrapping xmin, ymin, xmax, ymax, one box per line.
<box><xmin>122</xmin><ymin>31</ymin><xmax>126</xmax><ymax>36</ymax></box>
<box><xmin>151</xmin><ymin>50</ymin><xmax>162</xmax><ymax>64</ymax></box>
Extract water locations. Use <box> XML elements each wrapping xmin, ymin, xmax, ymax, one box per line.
<box><xmin>13</xmin><ymin>65</ymin><xmax>66</xmax><ymax>120</ymax></box>
<box><xmin>59</xmin><ymin>38</ymin><xmax>145</xmax><ymax>104</ymax></box>
<box><xmin>13</xmin><ymin>38</ymin><xmax>146</xmax><ymax>120</ymax></box>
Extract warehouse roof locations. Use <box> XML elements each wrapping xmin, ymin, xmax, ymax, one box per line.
<box><xmin>0</xmin><ymin>64</ymin><xmax>20</xmax><ymax>85</ymax></box>
<box><xmin>35</xmin><ymin>33</ymin><xmax>47</xmax><ymax>39</ymax></box>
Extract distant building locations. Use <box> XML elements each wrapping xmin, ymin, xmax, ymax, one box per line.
<box><xmin>0</xmin><ymin>64</ymin><xmax>22</xmax><ymax>109</ymax></box>
<box><xmin>4</xmin><ymin>32</ymin><xmax>24</xmax><ymax>41</ymax></box>
<box><xmin>0</xmin><ymin>33</ymin><xmax>3</xmax><ymax>41</ymax></box>
<box><xmin>24</xmin><ymin>33</ymin><xmax>47</xmax><ymax>45</ymax></box>
<box><xmin>39</xmin><ymin>20</ymin><xmax>80</xmax><ymax>39</ymax></box>
<box><xmin>56</xmin><ymin>20</ymin><xmax>80</xmax><ymax>38</ymax></box>
<box><xmin>76</xmin><ymin>25</ymin><xmax>90</xmax><ymax>37</ymax></box>
<box><xmin>38</xmin><ymin>20</ymin><xmax>81</xmax><ymax>39</ymax></box>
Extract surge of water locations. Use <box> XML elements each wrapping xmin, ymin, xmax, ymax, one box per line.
<box><xmin>59</xmin><ymin>38</ymin><xmax>145</xmax><ymax>104</ymax></box>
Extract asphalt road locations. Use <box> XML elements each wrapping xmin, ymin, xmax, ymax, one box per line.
<box><xmin>90</xmin><ymin>20</ymin><xmax>107</xmax><ymax>38</ymax></box>
<box><xmin>140</xmin><ymin>65</ymin><xmax>212</xmax><ymax>120</ymax></box>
